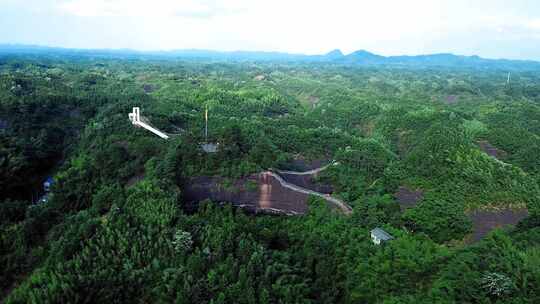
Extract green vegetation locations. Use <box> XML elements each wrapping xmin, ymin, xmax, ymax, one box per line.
<box><xmin>1</xmin><ymin>53</ymin><xmax>540</xmax><ymax>303</ymax></box>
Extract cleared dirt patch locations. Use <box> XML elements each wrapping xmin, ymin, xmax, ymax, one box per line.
<box><xmin>183</xmin><ymin>173</ymin><xmax>309</xmax><ymax>215</ymax></box>
<box><xmin>394</xmin><ymin>186</ymin><xmax>423</xmax><ymax>210</ymax></box>
<box><xmin>467</xmin><ymin>208</ymin><xmax>528</xmax><ymax>243</ymax></box>
<box><xmin>142</xmin><ymin>84</ymin><xmax>155</xmax><ymax>93</ymax></box>
<box><xmin>477</xmin><ymin>140</ymin><xmax>507</xmax><ymax>160</ymax></box>
<box><xmin>445</xmin><ymin>95</ymin><xmax>459</xmax><ymax>104</ymax></box>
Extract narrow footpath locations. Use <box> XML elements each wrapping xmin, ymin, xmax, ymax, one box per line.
<box><xmin>265</xmin><ymin>167</ymin><xmax>353</xmax><ymax>215</ymax></box>
<box><xmin>274</xmin><ymin>162</ymin><xmax>335</xmax><ymax>175</ymax></box>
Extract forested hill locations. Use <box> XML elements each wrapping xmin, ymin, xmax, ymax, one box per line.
<box><xmin>2</xmin><ymin>44</ymin><xmax>540</xmax><ymax>70</ymax></box>
<box><xmin>1</xmin><ymin>53</ymin><xmax>540</xmax><ymax>303</ymax></box>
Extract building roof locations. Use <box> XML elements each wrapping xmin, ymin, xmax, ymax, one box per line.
<box><xmin>201</xmin><ymin>143</ymin><xmax>219</xmax><ymax>153</ymax></box>
<box><xmin>371</xmin><ymin>228</ymin><xmax>394</xmax><ymax>241</ymax></box>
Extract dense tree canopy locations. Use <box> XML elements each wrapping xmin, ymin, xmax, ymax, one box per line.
<box><xmin>1</xmin><ymin>54</ymin><xmax>539</xmax><ymax>303</ymax></box>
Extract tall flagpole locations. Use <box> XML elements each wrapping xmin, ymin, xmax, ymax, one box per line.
<box><xmin>205</xmin><ymin>105</ymin><xmax>208</xmax><ymax>143</ymax></box>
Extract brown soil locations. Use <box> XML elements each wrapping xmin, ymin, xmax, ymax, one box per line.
<box><xmin>279</xmin><ymin>172</ymin><xmax>333</xmax><ymax>194</ymax></box>
<box><xmin>394</xmin><ymin>186</ymin><xmax>423</xmax><ymax>210</ymax></box>
<box><xmin>183</xmin><ymin>173</ymin><xmax>309</xmax><ymax>215</ymax></box>
<box><xmin>445</xmin><ymin>95</ymin><xmax>459</xmax><ymax>104</ymax></box>
<box><xmin>142</xmin><ymin>84</ymin><xmax>155</xmax><ymax>93</ymax></box>
<box><xmin>467</xmin><ymin>208</ymin><xmax>528</xmax><ymax>243</ymax></box>
<box><xmin>477</xmin><ymin>141</ymin><xmax>507</xmax><ymax>160</ymax></box>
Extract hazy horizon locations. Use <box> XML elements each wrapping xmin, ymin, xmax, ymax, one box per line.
<box><xmin>1</xmin><ymin>0</ymin><xmax>539</xmax><ymax>61</ymax></box>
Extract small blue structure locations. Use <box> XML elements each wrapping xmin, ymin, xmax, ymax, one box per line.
<box><xmin>370</xmin><ymin>228</ymin><xmax>394</xmax><ymax>245</ymax></box>
<box><xmin>43</xmin><ymin>177</ymin><xmax>54</xmax><ymax>192</ymax></box>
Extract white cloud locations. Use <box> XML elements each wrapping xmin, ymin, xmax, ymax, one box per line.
<box><xmin>527</xmin><ymin>18</ymin><xmax>540</xmax><ymax>30</ymax></box>
<box><xmin>58</xmin><ymin>0</ymin><xmax>248</xmax><ymax>18</ymax></box>
<box><xmin>1</xmin><ymin>0</ymin><xmax>539</xmax><ymax>59</ymax></box>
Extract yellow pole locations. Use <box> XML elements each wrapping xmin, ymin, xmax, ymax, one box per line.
<box><xmin>205</xmin><ymin>105</ymin><xmax>208</xmax><ymax>142</ymax></box>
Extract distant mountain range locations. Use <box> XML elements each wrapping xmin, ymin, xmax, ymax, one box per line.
<box><xmin>1</xmin><ymin>44</ymin><xmax>539</xmax><ymax>70</ymax></box>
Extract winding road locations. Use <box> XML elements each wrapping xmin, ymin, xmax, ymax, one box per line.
<box><xmin>265</xmin><ymin>163</ymin><xmax>353</xmax><ymax>215</ymax></box>
<box><xmin>273</xmin><ymin>161</ymin><xmax>337</xmax><ymax>175</ymax></box>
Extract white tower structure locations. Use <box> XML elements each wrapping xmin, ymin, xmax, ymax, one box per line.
<box><xmin>128</xmin><ymin>107</ymin><xmax>169</xmax><ymax>139</ymax></box>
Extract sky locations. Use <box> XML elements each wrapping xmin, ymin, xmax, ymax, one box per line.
<box><xmin>0</xmin><ymin>0</ymin><xmax>539</xmax><ymax>60</ymax></box>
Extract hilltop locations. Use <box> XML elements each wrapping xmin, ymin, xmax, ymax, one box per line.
<box><xmin>1</xmin><ymin>44</ymin><xmax>540</xmax><ymax>70</ymax></box>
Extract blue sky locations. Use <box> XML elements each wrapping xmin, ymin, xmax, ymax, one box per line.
<box><xmin>1</xmin><ymin>0</ymin><xmax>539</xmax><ymax>60</ymax></box>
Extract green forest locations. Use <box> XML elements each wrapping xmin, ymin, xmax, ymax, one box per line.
<box><xmin>1</xmin><ymin>52</ymin><xmax>540</xmax><ymax>303</ymax></box>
